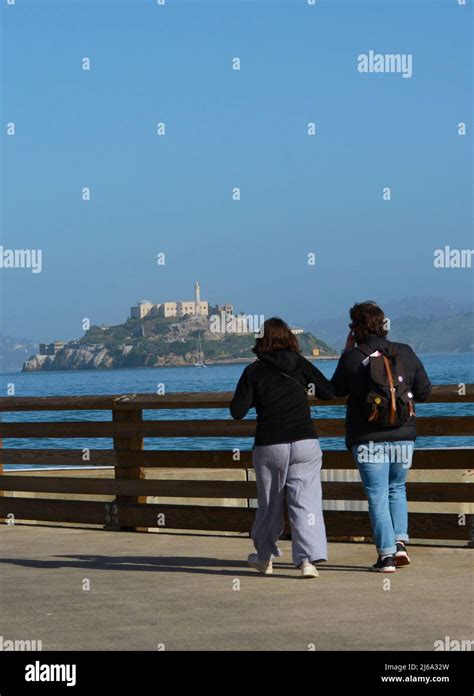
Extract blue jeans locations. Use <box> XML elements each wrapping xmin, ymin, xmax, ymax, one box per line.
<box><xmin>351</xmin><ymin>440</ymin><xmax>414</xmax><ymax>556</ymax></box>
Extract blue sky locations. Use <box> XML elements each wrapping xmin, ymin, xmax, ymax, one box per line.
<box><xmin>1</xmin><ymin>0</ymin><xmax>472</xmax><ymax>341</ymax></box>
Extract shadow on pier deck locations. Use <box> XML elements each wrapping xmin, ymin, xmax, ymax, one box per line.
<box><xmin>1</xmin><ymin>525</ymin><xmax>472</xmax><ymax>651</ymax></box>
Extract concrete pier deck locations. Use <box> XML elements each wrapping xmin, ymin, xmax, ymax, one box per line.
<box><xmin>1</xmin><ymin>525</ymin><xmax>472</xmax><ymax>651</ymax></box>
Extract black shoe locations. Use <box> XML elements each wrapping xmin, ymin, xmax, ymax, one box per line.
<box><xmin>370</xmin><ymin>555</ymin><xmax>396</xmax><ymax>572</ymax></box>
<box><xmin>394</xmin><ymin>541</ymin><xmax>411</xmax><ymax>567</ymax></box>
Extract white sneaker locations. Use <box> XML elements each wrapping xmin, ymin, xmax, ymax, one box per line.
<box><xmin>247</xmin><ymin>553</ymin><xmax>273</xmax><ymax>575</ymax></box>
<box><xmin>300</xmin><ymin>560</ymin><xmax>319</xmax><ymax>578</ymax></box>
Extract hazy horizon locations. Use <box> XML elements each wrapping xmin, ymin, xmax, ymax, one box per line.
<box><xmin>0</xmin><ymin>293</ymin><xmax>471</xmax><ymax>344</ymax></box>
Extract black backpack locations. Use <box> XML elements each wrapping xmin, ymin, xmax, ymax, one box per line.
<box><xmin>357</xmin><ymin>343</ymin><xmax>415</xmax><ymax>427</ymax></box>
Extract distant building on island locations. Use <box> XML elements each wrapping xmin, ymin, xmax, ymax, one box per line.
<box><xmin>130</xmin><ymin>282</ymin><xmax>232</xmax><ymax>321</ymax></box>
<box><xmin>39</xmin><ymin>340</ymin><xmax>65</xmax><ymax>355</ymax></box>
<box><xmin>217</xmin><ymin>304</ymin><xmax>234</xmax><ymax>315</ymax></box>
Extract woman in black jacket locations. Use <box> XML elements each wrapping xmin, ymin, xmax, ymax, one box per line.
<box><xmin>230</xmin><ymin>317</ymin><xmax>334</xmax><ymax>578</ymax></box>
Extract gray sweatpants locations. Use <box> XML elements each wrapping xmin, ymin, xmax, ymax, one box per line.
<box><xmin>251</xmin><ymin>438</ymin><xmax>327</xmax><ymax>567</ymax></box>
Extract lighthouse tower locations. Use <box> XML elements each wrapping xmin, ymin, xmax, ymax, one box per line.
<box><xmin>194</xmin><ymin>281</ymin><xmax>201</xmax><ymax>317</ymax></box>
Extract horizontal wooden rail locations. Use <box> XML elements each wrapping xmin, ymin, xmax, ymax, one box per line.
<box><xmin>1</xmin><ymin>448</ymin><xmax>472</xmax><ymax>469</ymax></box>
<box><xmin>0</xmin><ymin>384</ymin><xmax>471</xmax><ymax>411</ymax></box>
<box><xmin>2</xmin><ymin>475</ymin><xmax>472</xmax><ymax>502</ymax></box>
<box><xmin>0</xmin><ymin>497</ymin><xmax>471</xmax><ymax>540</ymax></box>
<box><xmin>1</xmin><ymin>416</ymin><xmax>473</xmax><ymax>439</ymax></box>
<box><xmin>0</xmin><ymin>385</ymin><xmax>472</xmax><ymax>542</ymax></box>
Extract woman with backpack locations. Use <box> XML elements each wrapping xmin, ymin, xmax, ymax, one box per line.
<box><xmin>230</xmin><ymin>317</ymin><xmax>334</xmax><ymax>578</ymax></box>
<box><xmin>331</xmin><ymin>301</ymin><xmax>432</xmax><ymax>572</ymax></box>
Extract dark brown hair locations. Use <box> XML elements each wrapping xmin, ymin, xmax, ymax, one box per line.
<box><xmin>252</xmin><ymin>317</ymin><xmax>300</xmax><ymax>355</ymax></box>
<box><xmin>349</xmin><ymin>301</ymin><xmax>388</xmax><ymax>343</ymax></box>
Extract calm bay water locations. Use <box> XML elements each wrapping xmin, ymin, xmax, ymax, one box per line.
<box><xmin>1</xmin><ymin>353</ymin><xmax>473</xmax><ymax>469</ymax></box>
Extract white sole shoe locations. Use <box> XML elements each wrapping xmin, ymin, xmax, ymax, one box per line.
<box><xmin>395</xmin><ymin>543</ymin><xmax>411</xmax><ymax>567</ymax></box>
<box><xmin>394</xmin><ymin>551</ymin><xmax>411</xmax><ymax>567</ymax></box>
<box><xmin>247</xmin><ymin>553</ymin><xmax>273</xmax><ymax>575</ymax></box>
<box><xmin>370</xmin><ymin>555</ymin><xmax>397</xmax><ymax>572</ymax></box>
<box><xmin>300</xmin><ymin>562</ymin><xmax>319</xmax><ymax>578</ymax></box>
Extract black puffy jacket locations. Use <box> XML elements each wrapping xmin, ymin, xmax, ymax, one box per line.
<box><xmin>230</xmin><ymin>349</ymin><xmax>334</xmax><ymax>446</ymax></box>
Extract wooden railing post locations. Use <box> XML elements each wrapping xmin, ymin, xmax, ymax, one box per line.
<box><xmin>0</xmin><ymin>435</ymin><xmax>4</xmax><ymax>524</ymax></box>
<box><xmin>108</xmin><ymin>408</ymin><xmax>147</xmax><ymax>532</ymax></box>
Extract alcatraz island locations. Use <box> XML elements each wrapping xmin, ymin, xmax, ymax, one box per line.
<box><xmin>22</xmin><ymin>282</ymin><xmax>336</xmax><ymax>372</ymax></box>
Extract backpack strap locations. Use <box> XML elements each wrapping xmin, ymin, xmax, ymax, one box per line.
<box><xmin>278</xmin><ymin>370</ymin><xmax>308</xmax><ymax>390</ymax></box>
<box><xmin>382</xmin><ymin>355</ymin><xmax>397</xmax><ymax>424</ymax></box>
<box><xmin>259</xmin><ymin>360</ymin><xmax>307</xmax><ymax>390</ymax></box>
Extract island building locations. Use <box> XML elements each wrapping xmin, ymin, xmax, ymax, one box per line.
<box><xmin>130</xmin><ymin>282</ymin><xmax>232</xmax><ymax>320</ymax></box>
<box><xmin>39</xmin><ymin>341</ymin><xmax>65</xmax><ymax>356</ymax></box>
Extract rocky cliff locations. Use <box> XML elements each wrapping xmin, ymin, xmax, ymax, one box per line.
<box><xmin>22</xmin><ymin>317</ymin><xmax>336</xmax><ymax>372</ymax></box>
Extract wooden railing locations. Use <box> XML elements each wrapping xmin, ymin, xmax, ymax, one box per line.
<box><xmin>0</xmin><ymin>384</ymin><xmax>473</xmax><ymax>542</ymax></box>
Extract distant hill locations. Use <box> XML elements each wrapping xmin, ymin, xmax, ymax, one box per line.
<box><xmin>382</xmin><ymin>297</ymin><xmax>472</xmax><ymax>319</ymax></box>
<box><xmin>388</xmin><ymin>312</ymin><xmax>474</xmax><ymax>353</ymax></box>
<box><xmin>305</xmin><ymin>298</ymin><xmax>473</xmax><ymax>353</ymax></box>
<box><xmin>22</xmin><ymin>315</ymin><xmax>336</xmax><ymax>372</ymax></box>
<box><xmin>0</xmin><ymin>334</ymin><xmax>39</xmax><ymax>373</ymax></box>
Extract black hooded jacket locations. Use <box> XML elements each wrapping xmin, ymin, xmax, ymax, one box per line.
<box><xmin>230</xmin><ymin>350</ymin><xmax>334</xmax><ymax>446</ymax></box>
<box><xmin>330</xmin><ymin>334</ymin><xmax>432</xmax><ymax>449</ymax></box>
